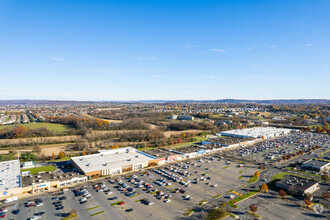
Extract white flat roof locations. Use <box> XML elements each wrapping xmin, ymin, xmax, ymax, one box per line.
<box><xmin>71</xmin><ymin>147</ymin><xmax>157</xmax><ymax>174</ymax></box>
<box><xmin>219</xmin><ymin>127</ymin><xmax>292</xmax><ymax>138</ymax></box>
<box><xmin>0</xmin><ymin>160</ymin><xmax>21</xmax><ymax>191</ymax></box>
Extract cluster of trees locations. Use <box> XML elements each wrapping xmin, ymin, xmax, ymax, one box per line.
<box><xmin>0</xmin><ymin>126</ymin><xmax>54</xmax><ymax>139</ymax></box>
<box><xmin>314</xmin><ymin>121</ymin><xmax>330</xmax><ymax>134</ymax></box>
<box><xmin>49</xmin><ymin>116</ymin><xmax>110</xmax><ymax>132</ymax></box>
<box><xmin>167</xmin><ymin>121</ymin><xmax>214</xmax><ymax>131</ymax></box>
<box><xmin>119</xmin><ymin>130</ymin><xmax>165</xmax><ymax>142</ymax></box>
<box><xmin>91</xmin><ymin>111</ymin><xmax>169</xmax><ymax>125</ymax></box>
<box><xmin>20</xmin><ymin>152</ymin><xmax>37</xmax><ymax>161</ymax></box>
<box><xmin>280</xmin><ymin>149</ymin><xmax>310</xmax><ymax>161</ymax></box>
<box><xmin>0</xmin><ymin>151</ymin><xmax>17</xmax><ymax>162</ymax></box>
<box><xmin>115</xmin><ymin>118</ymin><xmax>149</xmax><ymax>130</ymax></box>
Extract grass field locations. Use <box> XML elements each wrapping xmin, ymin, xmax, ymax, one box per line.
<box><xmin>21</xmin><ymin>165</ymin><xmax>56</xmax><ymax>174</ymax></box>
<box><xmin>247</xmin><ymin>176</ymin><xmax>259</xmax><ymax>183</ymax></box>
<box><xmin>0</xmin><ymin>123</ymin><xmax>70</xmax><ymax>133</ymax></box>
<box><xmin>227</xmin><ymin>190</ymin><xmax>259</xmax><ymax>208</ymax></box>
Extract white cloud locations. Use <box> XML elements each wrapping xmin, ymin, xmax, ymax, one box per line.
<box><xmin>152</xmin><ymin>74</ymin><xmax>164</xmax><ymax>78</ymax></box>
<box><xmin>184</xmin><ymin>43</ymin><xmax>200</xmax><ymax>49</ymax></box>
<box><xmin>211</xmin><ymin>48</ymin><xmax>225</xmax><ymax>53</ymax></box>
<box><xmin>204</xmin><ymin>75</ymin><xmax>216</xmax><ymax>79</ymax></box>
<box><xmin>306</xmin><ymin>43</ymin><xmax>313</xmax><ymax>47</ymax></box>
<box><xmin>134</xmin><ymin>56</ymin><xmax>144</xmax><ymax>61</ymax></box>
<box><xmin>270</xmin><ymin>45</ymin><xmax>277</xmax><ymax>48</ymax></box>
<box><xmin>50</xmin><ymin>56</ymin><xmax>64</xmax><ymax>62</ymax></box>
<box><xmin>148</xmin><ymin>56</ymin><xmax>158</xmax><ymax>60</ymax></box>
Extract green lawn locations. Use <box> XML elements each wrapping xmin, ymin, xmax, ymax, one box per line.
<box><xmin>248</xmin><ymin>211</ymin><xmax>262</xmax><ymax>219</ymax></box>
<box><xmin>212</xmin><ymin>194</ymin><xmax>222</xmax><ymax>199</ymax></box>
<box><xmin>227</xmin><ymin>190</ymin><xmax>259</xmax><ymax>208</ymax></box>
<box><xmin>168</xmin><ymin>136</ymin><xmax>208</xmax><ymax>148</ymax></box>
<box><xmin>247</xmin><ymin>176</ymin><xmax>258</xmax><ymax>183</ymax></box>
<box><xmin>287</xmin><ymin>168</ymin><xmax>321</xmax><ymax>177</ymax></box>
<box><xmin>87</xmin><ymin>206</ymin><xmax>100</xmax><ymax>211</ymax></box>
<box><xmin>50</xmin><ymin>157</ymin><xmax>71</xmax><ymax>162</ymax></box>
<box><xmin>184</xmin><ymin>209</ymin><xmax>194</xmax><ymax>216</ymax></box>
<box><xmin>272</xmin><ymin>172</ymin><xmax>305</xmax><ymax>181</ymax></box>
<box><xmin>0</xmin><ymin>123</ymin><xmax>70</xmax><ymax>133</ymax></box>
<box><xmin>90</xmin><ymin>211</ymin><xmax>105</xmax><ymax>216</ymax></box>
<box><xmin>21</xmin><ymin>165</ymin><xmax>56</xmax><ymax>174</ymax></box>
<box><xmin>111</xmin><ymin>201</ymin><xmax>124</xmax><ymax>206</ymax></box>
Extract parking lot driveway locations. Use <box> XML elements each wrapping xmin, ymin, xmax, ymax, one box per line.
<box><xmin>236</xmin><ymin>194</ymin><xmax>327</xmax><ymax>220</ymax></box>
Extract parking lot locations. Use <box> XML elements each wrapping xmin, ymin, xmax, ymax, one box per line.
<box><xmin>229</xmin><ymin>132</ymin><xmax>330</xmax><ymax>164</ymax></box>
<box><xmin>0</xmin><ymin>155</ymin><xmax>261</xmax><ymax>220</ymax></box>
<box><xmin>235</xmin><ymin>193</ymin><xmax>328</xmax><ymax>220</ymax></box>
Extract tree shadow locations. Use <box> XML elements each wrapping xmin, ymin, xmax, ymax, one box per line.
<box><xmin>258</xmin><ymin>195</ymin><xmax>275</xmax><ymax>199</ymax></box>
<box><xmin>301</xmin><ymin>212</ymin><xmax>326</xmax><ymax>218</ymax></box>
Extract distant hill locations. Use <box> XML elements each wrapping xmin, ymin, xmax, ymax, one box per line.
<box><xmin>166</xmin><ymin>99</ymin><xmax>330</xmax><ymax>104</ymax></box>
<box><xmin>0</xmin><ymin>99</ymin><xmax>329</xmax><ymax>105</ymax></box>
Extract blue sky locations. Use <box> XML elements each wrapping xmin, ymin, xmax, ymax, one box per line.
<box><xmin>0</xmin><ymin>0</ymin><xmax>329</xmax><ymax>101</ymax></box>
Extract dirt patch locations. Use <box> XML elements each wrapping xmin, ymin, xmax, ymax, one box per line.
<box><xmin>163</xmin><ymin>130</ymin><xmax>204</xmax><ymax>138</ymax></box>
<box><xmin>80</xmin><ymin>113</ymin><xmax>122</xmax><ymax>123</ymax></box>
<box><xmin>0</xmin><ymin>143</ymin><xmax>76</xmax><ymax>156</ymax></box>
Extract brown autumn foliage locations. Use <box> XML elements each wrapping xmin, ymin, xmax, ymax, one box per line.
<box><xmin>304</xmin><ymin>199</ymin><xmax>312</xmax><ymax>206</ymax></box>
<box><xmin>249</xmin><ymin>204</ymin><xmax>258</xmax><ymax>213</ymax></box>
<box><xmin>254</xmin><ymin>171</ymin><xmax>260</xmax><ymax>177</ymax></box>
<box><xmin>279</xmin><ymin>190</ymin><xmax>287</xmax><ymax>198</ymax></box>
<box><xmin>261</xmin><ymin>184</ymin><xmax>268</xmax><ymax>193</ymax></box>
<box><xmin>322</xmin><ymin>191</ymin><xmax>330</xmax><ymax>199</ymax></box>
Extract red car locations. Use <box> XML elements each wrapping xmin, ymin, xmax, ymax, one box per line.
<box><xmin>0</xmin><ymin>212</ymin><xmax>6</xmax><ymax>218</ymax></box>
<box><xmin>119</xmin><ymin>202</ymin><xmax>126</xmax><ymax>205</ymax></box>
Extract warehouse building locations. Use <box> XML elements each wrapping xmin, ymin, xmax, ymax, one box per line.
<box><xmin>71</xmin><ymin>147</ymin><xmax>157</xmax><ymax>179</ymax></box>
<box><xmin>218</xmin><ymin>127</ymin><xmax>292</xmax><ymax>139</ymax></box>
<box><xmin>276</xmin><ymin>175</ymin><xmax>320</xmax><ymax>195</ymax></box>
<box><xmin>301</xmin><ymin>159</ymin><xmax>330</xmax><ymax>173</ymax></box>
<box><xmin>0</xmin><ymin>160</ymin><xmax>21</xmax><ymax>202</ymax></box>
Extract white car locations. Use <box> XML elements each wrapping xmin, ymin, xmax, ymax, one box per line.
<box><xmin>80</xmin><ymin>198</ymin><xmax>87</xmax><ymax>202</ymax></box>
<box><xmin>105</xmin><ymin>191</ymin><xmax>113</xmax><ymax>195</ymax></box>
<box><xmin>164</xmin><ymin>199</ymin><xmax>171</xmax><ymax>203</ymax></box>
<box><xmin>29</xmin><ymin>216</ymin><xmax>41</xmax><ymax>220</ymax></box>
<box><xmin>36</xmin><ymin>203</ymin><xmax>43</xmax><ymax>207</ymax></box>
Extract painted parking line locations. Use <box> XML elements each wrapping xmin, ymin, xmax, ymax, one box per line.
<box><xmin>148</xmin><ymin>205</ymin><xmax>171</xmax><ymax>220</ymax></box>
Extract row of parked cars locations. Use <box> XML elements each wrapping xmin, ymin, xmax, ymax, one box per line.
<box><xmin>74</xmin><ymin>187</ymin><xmax>92</xmax><ymax>204</ymax></box>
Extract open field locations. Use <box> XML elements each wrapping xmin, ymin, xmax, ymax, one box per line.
<box><xmin>0</xmin><ymin>135</ymin><xmax>79</xmax><ymax>146</ymax></box>
<box><xmin>80</xmin><ymin>113</ymin><xmax>122</xmax><ymax>123</ymax></box>
<box><xmin>0</xmin><ymin>143</ymin><xmax>79</xmax><ymax>156</ymax></box>
<box><xmin>248</xmin><ymin>111</ymin><xmax>273</xmax><ymax>116</ymax></box>
<box><xmin>0</xmin><ymin>122</ymin><xmax>71</xmax><ymax>132</ymax></box>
